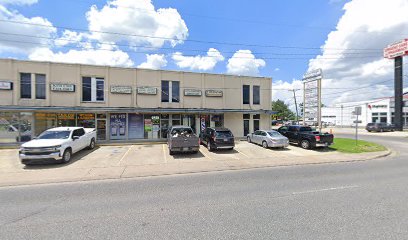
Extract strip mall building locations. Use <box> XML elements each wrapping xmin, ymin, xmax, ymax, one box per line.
<box><xmin>0</xmin><ymin>59</ymin><xmax>273</xmax><ymax>144</ymax></box>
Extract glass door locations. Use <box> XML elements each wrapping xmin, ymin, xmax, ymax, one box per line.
<box><xmin>96</xmin><ymin>119</ymin><xmax>106</xmax><ymax>141</ymax></box>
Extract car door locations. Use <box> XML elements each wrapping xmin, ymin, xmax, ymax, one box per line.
<box><xmin>253</xmin><ymin>130</ymin><xmax>261</xmax><ymax>144</ymax></box>
<box><xmin>278</xmin><ymin>126</ymin><xmax>289</xmax><ymax>138</ymax></box>
<box><xmin>259</xmin><ymin>131</ymin><xmax>267</xmax><ymax>144</ymax></box>
<box><xmin>77</xmin><ymin>128</ymin><xmax>88</xmax><ymax>150</ymax></box>
<box><xmin>71</xmin><ymin>129</ymin><xmax>81</xmax><ymax>153</ymax></box>
<box><xmin>287</xmin><ymin>126</ymin><xmax>297</xmax><ymax>142</ymax></box>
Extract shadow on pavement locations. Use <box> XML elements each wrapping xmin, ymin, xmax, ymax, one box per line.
<box><xmin>23</xmin><ymin>147</ymin><xmax>99</xmax><ymax>170</ymax></box>
<box><xmin>171</xmin><ymin>151</ymin><xmax>206</xmax><ymax>160</ymax></box>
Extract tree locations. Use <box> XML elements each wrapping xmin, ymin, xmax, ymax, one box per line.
<box><xmin>272</xmin><ymin>100</ymin><xmax>295</xmax><ymax>120</ymax></box>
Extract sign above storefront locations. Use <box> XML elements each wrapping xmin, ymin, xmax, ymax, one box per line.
<box><xmin>184</xmin><ymin>89</ymin><xmax>202</xmax><ymax>96</ymax></box>
<box><xmin>0</xmin><ymin>81</ymin><xmax>13</xmax><ymax>90</ymax></box>
<box><xmin>205</xmin><ymin>89</ymin><xmax>223</xmax><ymax>97</ymax></box>
<box><xmin>137</xmin><ymin>86</ymin><xmax>157</xmax><ymax>95</ymax></box>
<box><xmin>110</xmin><ymin>85</ymin><xmax>132</xmax><ymax>94</ymax></box>
<box><xmin>50</xmin><ymin>83</ymin><xmax>75</xmax><ymax>92</ymax></box>
<box><xmin>384</xmin><ymin>39</ymin><xmax>408</xmax><ymax>59</ymax></box>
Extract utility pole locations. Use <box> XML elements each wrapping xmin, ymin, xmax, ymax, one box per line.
<box><xmin>341</xmin><ymin>105</ymin><xmax>343</xmax><ymax>128</ymax></box>
<box><xmin>289</xmin><ymin>89</ymin><xmax>300</xmax><ymax>124</ymax></box>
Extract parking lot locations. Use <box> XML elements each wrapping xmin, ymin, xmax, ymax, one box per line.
<box><xmin>0</xmin><ymin>140</ymin><xmax>390</xmax><ymax>187</ymax></box>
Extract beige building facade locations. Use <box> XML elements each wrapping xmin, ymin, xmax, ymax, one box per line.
<box><xmin>0</xmin><ymin>59</ymin><xmax>273</xmax><ymax>144</ymax></box>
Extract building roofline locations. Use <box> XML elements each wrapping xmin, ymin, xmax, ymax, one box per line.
<box><xmin>0</xmin><ymin>58</ymin><xmax>272</xmax><ymax>80</ymax></box>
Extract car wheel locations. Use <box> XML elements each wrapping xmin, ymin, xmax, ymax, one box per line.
<box><xmin>262</xmin><ymin>141</ymin><xmax>268</xmax><ymax>148</ymax></box>
<box><xmin>300</xmin><ymin>140</ymin><xmax>311</xmax><ymax>149</ymax></box>
<box><xmin>88</xmin><ymin>138</ymin><xmax>96</xmax><ymax>150</ymax></box>
<box><xmin>380</xmin><ymin>129</ymin><xmax>383</xmax><ymax>132</ymax></box>
<box><xmin>169</xmin><ymin>149</ymin><xmax>174</xmax><ymax>155</ymax></box>
<box><xmin>207</xmin><ymin>142</ymin><xmax>213</xmax><ymax>151</ymax></box>
<box><xmin>229</xmin><ymin>147</ymin><xmax>234</xmax><ymax>150</ymax></box>
<box><xmin>62</xmin><ymin>148</ymin><xmax>72</xmax><ymax>163</ymax></box>
<box><xmin>247</xmin><ymin>137</ymin><xmax>251</xmax><ymax>143</ymax></box>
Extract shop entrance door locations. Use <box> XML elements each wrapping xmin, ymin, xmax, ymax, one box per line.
<box><xmin>244</xmin><ymin>120</ymin><xmax>250</xmax><ymax>137</ymax></box>
<box><xmin>96</xmin><ymin>119</ymin><xmax>106</xmax><ymax>141</ymax></box>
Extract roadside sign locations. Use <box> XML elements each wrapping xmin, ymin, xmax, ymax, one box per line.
<box><xmin>384</xmin><ymin>39</ymin><xmax>408</xmax><ymax>59</ymax></box>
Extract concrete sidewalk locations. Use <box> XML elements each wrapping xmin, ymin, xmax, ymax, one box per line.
<box><xmin>0</xmin><ymin>142</ymin><xmax>391</xmax><ymax>187</ymax></box>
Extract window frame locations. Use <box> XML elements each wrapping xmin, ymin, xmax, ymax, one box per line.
<box><xmin>253</xmin><ymin>85</ymin><xmax>260</xmax><ymax>105</ymax></box>
<box><xmin>35</xmin><ymin>74</ymin><xmax>46</xmax><ymax>100</ymax></box>
<box><xmin>20</xmin><ymin>73</ymin><xmax>32</xmax><ymax>99</ymax></box>
<box><xmin>243</xmin><ymin>85</ymin><xmax>250</xmax><ymax>104</ymax></box>
<box><xmin>82</xmin><ymin>76</ymin><xmax>105</xmax><ymax>102</ymax></box>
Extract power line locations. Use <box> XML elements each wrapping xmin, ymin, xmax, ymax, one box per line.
<box><xmin>0</xmin><ymin>38</ymin><xmax>382</xmax><ymax>60</ymax></box>
<box><xmin>0</xmin><ymin>19</ymin><xmax>384</xmax><ymax>51</ymax></box>
<box><xmin>0</xmin><ymin>31</ymin><xmax>383</xmax><ymax>56</ymax></box>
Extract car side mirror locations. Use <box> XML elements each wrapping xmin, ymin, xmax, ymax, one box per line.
<box><xmin>72</xmin><ymin>136</ymin><xmax>79</xmax><ymax>140</ymax></box>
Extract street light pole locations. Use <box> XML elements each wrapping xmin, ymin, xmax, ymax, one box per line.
<box><xmin>290</xmin><ymin>89</ymin><xmax>299</xmax><ymax>124</ymax></box>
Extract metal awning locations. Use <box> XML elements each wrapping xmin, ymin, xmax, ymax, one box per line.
<box><xmin>0</xmin><ymin>106</ymin><xmax>276</xmax><ymax>115</ymax></box>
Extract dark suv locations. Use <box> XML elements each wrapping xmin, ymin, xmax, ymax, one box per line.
<box><xmin>366</xmin><ymin>123</ymin><xmax>395</xmax><ymax>132</ymax></box>
<box><xmin>199</xmin><ymin>127</ymin><xmax>235</xmax><ymax>151</ymax></box>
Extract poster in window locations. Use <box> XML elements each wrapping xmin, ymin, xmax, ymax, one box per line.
<box><xmin>128</xmin><ymin>114</ymin><xmax>144</xmax><ymax>139</ymax></box>
<box><xmin>110</xmin><ymin>113</ymin><xmax>127</xmax><ymax>140</ymax></box>
<box><xmin>144</xmin><ymin>119</ymin><xmax>152</xmax><ymax>132</ymax></box>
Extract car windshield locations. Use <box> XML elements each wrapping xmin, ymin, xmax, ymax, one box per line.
<box><xmin>38</xmin><ymin>131</ymin><xmax>71</xmax><ymax>139</ymax></box>
<box><xmin>216</xmin><ymin>131</ymin><xmax>232</xmax><ymax>137</ymax></box>
<box><xmin>299</xmin><ymin>127</ymin><xmax>313</xmax><ymax>132</ymax></box>
<box><xmin>267</xmin><ymin>131</ymin><xmax>281</xmax><ymax>137</ymax></box>
<box><xmin>171</xmin><ymin>128</ymin><xmax>193</xmax><ymax>136</ymax></box>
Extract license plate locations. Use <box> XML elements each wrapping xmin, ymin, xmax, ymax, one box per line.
<box><xmin>183</xmin><ymin>147</ymin><xmax>189</xmax><ymax>151</ymax></box>
<box><xmin>224</xmin><ymin>138</ymin><xmax>228</xmax><ymax>142</ymax></box>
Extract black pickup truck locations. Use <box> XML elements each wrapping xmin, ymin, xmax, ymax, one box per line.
<box><xmin>277</xmin><ymin>125</ymin><xmax>334</xmax><ymax>149</ymax></box>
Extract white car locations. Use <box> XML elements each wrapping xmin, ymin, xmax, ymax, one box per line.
<box><xmin>19</xmin><ymin>127</ymin><xmax>96</xmax><ymax>165</ymax></box>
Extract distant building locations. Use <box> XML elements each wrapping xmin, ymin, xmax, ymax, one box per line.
<box><xmin>321</xmin><ymin>94</ymin><xmax>408</xmax><ymax>127</ymax></box>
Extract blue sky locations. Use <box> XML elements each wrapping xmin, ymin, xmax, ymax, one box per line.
<box><xmin>0</xmin><ymin>0</ymin><xmax>407</xmax><ymax>106</ymax></box>
<box><xmin>4</xmin><ymin>0</ymin><xmax>345</xmax><ymax>80</ymax></box>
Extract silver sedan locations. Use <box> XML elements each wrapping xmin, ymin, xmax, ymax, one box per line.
<box><xmin>247</xmin><ymin>130</ymin><xmax>289</xmax><ymax>148</ymax></box>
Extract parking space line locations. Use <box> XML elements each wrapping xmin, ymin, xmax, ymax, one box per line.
<box><xmin>200</xmin><ymin>149</ymin><xmax>213</xmax><ymax>160</ymax></box>
<box><xmin>162</xmin><ymin>144</ymin><xmax>167</xmax><ymax>163</ymax></box>
<box><xmin>236</xmin><ymin>149</ymin><xmax>250</xmax><ymax>158</ymax></box>
<box><xmin>118</xmin><ymin>145</ymin><xmax>133</xmax><ymax>165</ymax></box>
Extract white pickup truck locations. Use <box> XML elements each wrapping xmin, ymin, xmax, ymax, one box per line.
<box><xmin>19</xmin><ymin>127</ymin><xmax>96</xmax><ymax>165</ymax></box>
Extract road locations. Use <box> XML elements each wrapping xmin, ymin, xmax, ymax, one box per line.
<box><xmin>0</xmin><ymin>134</ymin><xmax>407</xmax><ymax>239</ymax></box>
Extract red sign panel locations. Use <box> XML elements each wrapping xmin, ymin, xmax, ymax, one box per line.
<box><xmin>384</xmin><ymin>39</ymin><xmax>408</xmax><ymax>59</ymax></box>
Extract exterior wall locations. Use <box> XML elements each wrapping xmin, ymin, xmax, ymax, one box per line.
<box><xmin>0</xmin><ymin>59</ymin><xmax>273</xmax><ymax>143</ymax></box>
<box><xmin>0</xmin><ymin>59</ymin><xmax>272</xmax><ymax>111</ymax></box>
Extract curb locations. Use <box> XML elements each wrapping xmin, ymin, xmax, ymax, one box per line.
<box><xmin>0</xmin><ymin>149</ymin><xmax>394</xmax><ymax>188</ymax></box>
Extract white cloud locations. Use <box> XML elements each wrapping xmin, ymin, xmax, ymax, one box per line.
<box><xmin>86</xmin><ymin>0</ymin><xmax>188</xmax><ymax>49</ymax></box>
<box><xmin>0</xmin><ymin>5</ymin><xmax>56</xmax><ymax>53</ymax></box>
<box><xmin>172</xmin><ymin>48</ymin><xmax>224</xmax><ymax>71</ymax></box>
<box><xmin>28</xmin><ymin>47</ymin><xmax>134</xmax><ymax>67</ymax></box>
<box><xmin>138</xmin><ymin>54</ymin><xmax>167</xmax><ymax>69</ymax></box>
<box><xmin>226</xmin><ymin>50</ymin><xmax>266</xmax><ymax>76</ymax></box>
<box><xmin>307</xmin><ymin>0</ymin><xmax>408</xmax><ymax>105</ymax></box>
<box><xmin>274</xmin><ymin>68</ymin><xmax>280</xmax><ymax>71</ymax></box>
<box><xmin>272</xmin><ymin>79</ymin><xmax>304</xmax><ymax>112</ymax></box>
<box><xmin>0</xmin><ymin>0</ymin><xmax>37</xmax><ymax>5</ymax></box>
<box><xmin>54</xmin><ymin>30</ymin><xmax>88</xmax><ymax>47</ymax></box>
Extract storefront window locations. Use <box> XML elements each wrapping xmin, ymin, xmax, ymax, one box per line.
<box><xmin>128</xmin><ymin>113</ymin><xmax>144</xmax><ymax>139</ymax></box>
<box><xmin>0</xmin><ymin>112</ymin><xmax>20</xmax><ymax>143</ymax></box>
<box><xmin>110</xmin><ymin>113</ymin><xmax>127</xmax><ymax>140</ymax></box>
<box><xmin>19</xmin><ymin>112</ymin><xmax>33</xmax><ymax>142</ymax></box>
<box><xmin>77</xmin><ymin>113</ymin><xmax>95</xmax><ymax>128</ymax></box>
<box><xmin>211</xmin><ymin>115</ymin><xmax>224</xmax><ymax>127</ymax></box>
<box><xmin>35</xmin><ymin>113</ymin><xmax>57</xmax><ymax>136</ymax></box>
<box><xmin>183</xmin><ymin>115</ymin><xmax>196</xmax><ymax>133</ymax></box>
<box><xmin>57</xmin><ymin>113</ymin><xmax>76</xmax><ymax>127</ymax></box>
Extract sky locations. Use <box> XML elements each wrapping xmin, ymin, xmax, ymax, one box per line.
<box><xmin>0</xmin><ymin>0</ymin><xmax>407</xmax><ymax>109</ymax></box>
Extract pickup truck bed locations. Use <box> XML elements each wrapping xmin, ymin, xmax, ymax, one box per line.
<box><xmin>167</xmin><ymin>126</ymin><xmax>200</xmax><ymax>155</ymax></box>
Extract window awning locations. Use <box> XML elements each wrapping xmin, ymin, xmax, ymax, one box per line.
<box><xmin>0</xmin><ymin>106</ymin><xmax>276</xmax><ymax>115</ymax></box>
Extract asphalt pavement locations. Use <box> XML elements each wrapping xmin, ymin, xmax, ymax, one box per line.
<box><xmin>0</xmin><ymin>133</ymin><xmax>407</xmax><ymax>239</ymax></box>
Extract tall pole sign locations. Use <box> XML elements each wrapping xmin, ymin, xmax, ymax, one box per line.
<box><xmin>384</xmin><ymin>39</ymin><xmax>408</xmax><ymax>131</ymax></box>
<box><xmin>303</xmin><ymin>69</ymin><xmax>323</xmax><ymax>129</ymax></box>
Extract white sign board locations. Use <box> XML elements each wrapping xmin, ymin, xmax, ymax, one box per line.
<box><xmin>303</xmin><ymin>69</ymin><xmax>322</xmax><ymax>126</ymax></box>
<box><xmin>184</xmin><ymin>89</ymin><xmax>202</xmax><ymax>96</ymax></box>
<box><xmin>110</xmin><ymin>85</ymin><xmax>132</xmax><ymax>94</ymax></box>
<box><xmin>384</xmin><ymin>39</ymin><xmax>408</xmax><ymax>59</ymax></box>
<box><xmin>0</xmin><ymin>81</ymin><xmax>13</xmax><ymax>90</ymax></box>
<box><xmin>137</xmin><ymin>86</ymin><xmax>157</xmax><ymax>95</ymax></box>
<box><xmin>205</xmin><ymin>89</ymin><xmax>223</xmax><ymax>97</ymax></box>
<box><xmin>50</xmin><ymin>83</ymin><xmax>75</xmax><ymax>92</ymax></box>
